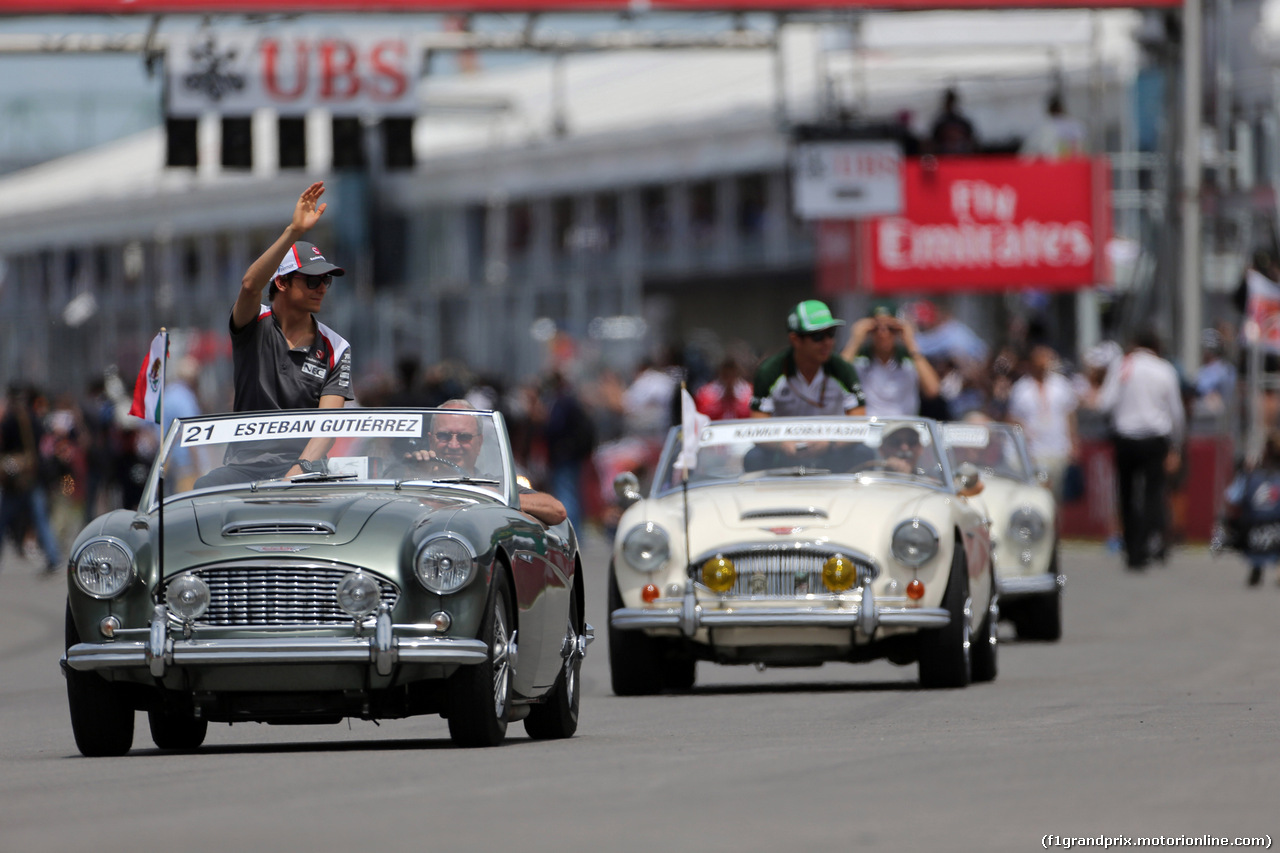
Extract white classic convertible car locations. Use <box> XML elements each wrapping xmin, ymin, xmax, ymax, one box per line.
<box><xmin>941</xmin><ymin>421</ymin><xmax>1062</xmax><ymax>641</ymax></box>
<box><xmin>608</xmin><ymin>416</ymin><xmax>997</xmax><ymax>693</ymax></box>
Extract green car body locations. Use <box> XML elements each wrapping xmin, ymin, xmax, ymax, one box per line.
<box><xmin>62</xmin><ymin>407</ymin><xmax>591</xmax><ymax>755</ymax></box>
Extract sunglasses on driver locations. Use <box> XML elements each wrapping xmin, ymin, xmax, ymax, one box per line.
<box><xmin>433</xmin><ymin>431</ymin><xmax>476</xmax><ymax>445</ymax></box>
<box><xmin>803</xmin><ymin>329</ymin><xmax>837</xmax><ymax>342</ymax></box>
<box><xmin>291</xmin><ymin>273</ymin><xmax>334</xmax><ymax>290</ymax></box>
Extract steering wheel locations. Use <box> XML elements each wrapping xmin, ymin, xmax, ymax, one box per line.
<box><xmin>418</xmin><ymin>456</ymin><xmax>466</xmax><ymax>477</ymax></box>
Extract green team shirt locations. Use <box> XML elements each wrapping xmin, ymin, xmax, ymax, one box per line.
<box><xmin>750</xmin><ymin>349</ymin><xmax>866</xmax><ymax>416</ymax></box>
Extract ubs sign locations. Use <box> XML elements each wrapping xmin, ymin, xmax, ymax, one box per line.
<box><xmin>167</xmin><ymin>31</ymin><xmax>420</xmax><ymax>115</ymax></box>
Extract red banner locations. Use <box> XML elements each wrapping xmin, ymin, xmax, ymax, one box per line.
<box><xmin>818</xmin><ymin>156</ymin><xmax>1111</xmax><ymax>295</ymax></box>
<box><xmin>0</xmin><ymin>0</ymin><xmax>1184</xmax><ymax>10</ymax></box>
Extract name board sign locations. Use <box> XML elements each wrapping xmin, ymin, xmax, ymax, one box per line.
<box><xmin>699</xmin><ymin>421</ymin><xmax>875</xmax><ymax>447</ymax></box>
<box><xmin>940</xmin><ymin>424</ymin><xmax>990</xmax><ymax>448</ymax></box>
<box><xmin>792</xmin><ymin>141</ymin><xmax>903</xmax><ymax>219</ymax></box>
<box><xmin>181</xmin><ymin>413</ymin><xmax>423</xmax><ymax>446</ymax></box>
<box><xmin>167</xmin><ymin>31</ymin><xmax>421</xmax><ymax>115</ymax></box>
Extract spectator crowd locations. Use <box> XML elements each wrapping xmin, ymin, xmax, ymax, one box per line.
<box><xmin>0</xmin><ymin>293</ymin><xmax>1255</xmax><ymax>581</ymax></box>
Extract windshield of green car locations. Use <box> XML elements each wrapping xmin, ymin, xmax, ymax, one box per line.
<box><xmin>654</xmin><ymin>417</ymin><xmax>947</xmax><ymax>495</ymax></box>
<box><xmin>147</xmin><ymin>407</ymin><xmax>514</xmax><ymax>505</ymax></box>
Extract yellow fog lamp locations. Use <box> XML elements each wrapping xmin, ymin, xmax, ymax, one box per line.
<box><xmin>822</xmin><ymin>555</ymin><xmax>858</xmax><ymax>592</ymax></box>
<box><xmin>701</xmin><ymin>556</ymin><xmax>736</xmax><ymax>593</ymax></box>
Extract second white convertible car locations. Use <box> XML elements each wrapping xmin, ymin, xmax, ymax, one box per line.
<box><xmin>941</xmin><ymin>421</ymin><xmax>1062</xmax><ymax>641</ymax></box>
<box><xmin>608</xmin><ymin>416</ymin><xmax>996</xmax><ymax>693</ymax></box>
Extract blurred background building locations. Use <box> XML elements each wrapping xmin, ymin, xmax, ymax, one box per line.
<box><xmin>0</xmin><ymin>6</ymin><xmax>1275</xmax><ymax>400</ymax></box>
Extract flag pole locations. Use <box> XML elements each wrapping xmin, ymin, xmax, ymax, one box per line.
<box><xmin>681</xmin><ymin>383</ymin><xmax>692</xmax><ymax>581</ymax></box>
<box><xmin>157</xmin><ymin>328</ymin><xmax>168</xmax><ymax>582</ymax></box>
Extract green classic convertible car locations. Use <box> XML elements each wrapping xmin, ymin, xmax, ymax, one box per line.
<box><xmin>61</xmin><ymin>407</ymin><xmax>590</xmax><ymax>755</ymax></box>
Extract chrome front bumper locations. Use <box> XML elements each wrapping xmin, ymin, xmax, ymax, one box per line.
<box><xmin>65</xmin><ymin>603</ymin><xmax>489</xmax><ymax>678</ymax></box>
<box><xmin>997</xmin><ymin>571</ymin><xmax>1063</xmax><ymax>599</ymax></box>
<box><xmin>610</xmin><ymin>581</ymin><xmax>949</xmax><ymax>638</ymax></box>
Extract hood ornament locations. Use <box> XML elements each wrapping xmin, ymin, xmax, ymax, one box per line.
<box><xmin>246</xmin><ymin>545</ymin><xmax>311</xmax><ymax>553</ymax></box>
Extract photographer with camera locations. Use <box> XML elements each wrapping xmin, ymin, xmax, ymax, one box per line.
<box><xmin>842</xmin><ymin>303</ymin><xmax>941</xmax><ymax>417</ymax></box>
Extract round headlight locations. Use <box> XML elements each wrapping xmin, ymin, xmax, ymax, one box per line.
<box><xmin>166</xmin><ymin>574</ymin><xmax>210</xmax><ymax>622</ymax></box>
<box><xmin>337</xmin><ymin>571</ymin><xmax>382</xmax><ymax>617</ymax></box>
<box><xmin>72</xmin><ymin>538</ymin><xmax>135</xmax><ymax>599</ymax></box>
<box><xmin>891</xmin><ymin>520</ymin><xmax>939</xmax><ymax>568</ymax></box>
<box><xmin>621</xmin><ymin>522</ymin><xmax>670</xmax><ymax>573</ymax></box>
<box><xmin>415</xmin><ymin>535</ymin><xmax>477</xmax><ymax>594</ymax></box>
<box><xmin>1009</xmin><ymin>507</ymin><xmax>1046</xmax><ymax>543</ymax></box>
<box><xmin>822</xmin><ymin>555</ymin><xmax>858</xmax><ymax>592</ymax></box>
<box><xmin>701</xmin><ymin>556</ymin><xmax>736</xmax><ymax>593</ymax></box>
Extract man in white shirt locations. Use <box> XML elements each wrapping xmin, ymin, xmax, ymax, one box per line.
<box><xmin>842</xmin><ymin>304</ymin><xmax>941</xmax><ymax>417</ymax></box>
<box><xmin>1008</xmin><ymin>344</ymin><xmax>1079</xmax><ymax>501</ymax></box>
<box><xmin>1096</xmin><ymin>329</ymin><xmax>1185</xmax><ymax>570</ymax></box>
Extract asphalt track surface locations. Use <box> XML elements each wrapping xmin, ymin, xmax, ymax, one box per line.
<box><xmin>2</xmin><ymin>533</ymin><xmax>1277</xmax><ymax>853</ymax></box>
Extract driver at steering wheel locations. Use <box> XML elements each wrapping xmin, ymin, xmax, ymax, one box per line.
<box><xmin>407</xmin><ymin>407</ymin><xmax>485</xmax><ymax>475</ymax></box>
<box><xmin>401</xmin><ymin>400</ymin><xmax>568</xmax><ymax>527</ymax></box>
<box><xmin>876</xmin><ymin>425</ymin><xmax>925</xmax><ymax>474</ymax></box>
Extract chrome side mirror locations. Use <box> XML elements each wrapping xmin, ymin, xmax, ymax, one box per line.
<box><xmin>613</xmin><ymin>472</ymin><xmax>642</xmax><ymax>508</ymax></box>
<box><xmin>955</xmin><ymin>462</ymin><xmax>984</xmax><ymax>497</ymax></box>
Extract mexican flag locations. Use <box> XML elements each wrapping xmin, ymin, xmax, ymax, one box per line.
<box><xmin>128</xmin><ymin>330</ymin><xmax>168</xmax><ymax>423</ymax></box>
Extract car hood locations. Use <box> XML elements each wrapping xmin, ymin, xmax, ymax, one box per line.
<box><xmin>700</xmin><ymin>478</ymin><xmax>937</xmax><ymax>537</ymax></box>
<box><xmin>191</xmin><ymin>489</ymin><xmax>470</xmax><ymax>547</ymax></box>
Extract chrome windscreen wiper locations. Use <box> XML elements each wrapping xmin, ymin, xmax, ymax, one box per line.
<box><xmin>289</xmin><ymin>472</ymin><xmax>359</xmax><ymax>482</ymax></box>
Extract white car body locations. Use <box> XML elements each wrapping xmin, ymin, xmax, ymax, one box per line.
<box><xmin>941</xmin><ymin>421</ymin><xmax>1063</xmax><ymax>641</ymax></box>
<box><xmin>608</xmin><ymin>416</ymin><xmax>997</xmax><ymax>693</ymax></box>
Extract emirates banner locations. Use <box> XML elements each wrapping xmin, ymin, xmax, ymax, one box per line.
<box><xmin>818</xmin><ymin>156</ymin><xmax>1111</xmax><ymax>294</ymax></box>
<box><xmin>167</xmin><ymin>31</ymin><xmax>421</xmax><ymax>115</ymax></box>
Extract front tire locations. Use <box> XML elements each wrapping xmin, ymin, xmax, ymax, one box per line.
<box><xmin>917</xmin><ymin>545</ymin><xmax>972</xmax><ymax>689</ymax></box>
<box><xmin>970</xmin><ymin>572</ymin><xmax>999</xmax><ymax>684</ymax></box>
<box><xmin>148</xmin><ymin>708</ymin><xmax>208</xmax><ymax>751</ymax></box>
<box><xmin>661</xmin><ymin>654</ymin><xmax>696</xmax><ymax>692</ymax></box>
<box><xmin>65</xmin><ymin>604</ymin><xmax>134</xmax><ymax>757</ymax></box>
<box><xmin>1016</xmin><ymin>551</ymin><xmax>1063</xmax><ymax>642</ymax></box>
<box><xmin>448</xmin><ymin>563</ymin><xmax>514</xmax><ymax>747</ymax></box>
<box><xmin>524</xmin><ymin>577</ymin><xmax>583</xmax><ymax>740</ymax></box>
<box><xmin>607</xmin><ymin>566</ymin><xmax>664</xmax><ymax>696</ymax></box>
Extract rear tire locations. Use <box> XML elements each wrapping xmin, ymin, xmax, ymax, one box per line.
<box><xmin>917</xmin><ymin>546</ymin><xmax>972</xmax><ymax>689</ymax></box>
<box><xmin>448</xmin><ymin>563</ymin><xmax>514</xmax><ymax>747</ymax></box>
<box><xmin>524</xmin><ymin>578</ymin><xmax>583</xmax><ymax>740</ymax></box>
<box><xmin>65</xmin><ymin>604</ymin><xmax>134</xmax><ymax>757</ymax></box>
<box><xmin>607</xmin><ymin>566</ymin><xmax>665</xmax><ymax>696</ymax></box>
<box><xmin>148</xmin><ymin>708</ymin><xmax>208</xmax><ymax>751</ymax></box>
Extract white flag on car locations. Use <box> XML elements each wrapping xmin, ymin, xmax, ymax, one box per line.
<box><xmin>673</xmin><ymin>387</ymin><xmax>710</xmax><ymax>473</ymax></box>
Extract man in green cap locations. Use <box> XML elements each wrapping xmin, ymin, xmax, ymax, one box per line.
<box><xmin>750</xmin><ymin>300</ymin><xmax>866</xmax><ymax>417</ymax></box>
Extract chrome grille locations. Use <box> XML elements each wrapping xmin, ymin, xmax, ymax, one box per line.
<box><xmin>712</xmin><ymin>547</ymin><xmax>874</xmax><ymax>598</ymax></box>
<box><xmin>165</xmin><ymin>564</ymin><xmax>399</xmax><ymax>627</ymax></box>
